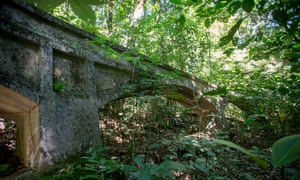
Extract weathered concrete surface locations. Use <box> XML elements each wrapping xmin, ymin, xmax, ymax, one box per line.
<box><xmin>0</xmin><ymin>0</ymin><xmax>222</xmax><ymax>170</ymax></box>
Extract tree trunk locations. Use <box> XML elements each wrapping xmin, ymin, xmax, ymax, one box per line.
<box><xmin>131</xmin><ymin>0</ymin><xmax>147</xmax><ymax>26</ymax></box>
<box><xmin>107</xmin><ymin>2</ymin><xmax>114</xmax><ymax>34</ymax></box>
<box><xmin>127</xmin><ymin>0</ymin><xmax>147</xmax><ymax>48</ymax></box>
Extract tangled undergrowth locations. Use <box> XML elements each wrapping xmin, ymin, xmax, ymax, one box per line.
<box><xmin>35</xmin><ymin>103</ymin><xmax>300</xmax><ymax>180</ymax></box>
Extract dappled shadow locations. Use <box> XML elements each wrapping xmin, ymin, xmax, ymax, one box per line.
<box><xmin>99</xmin><ymin>96</ymin><xmax>200</xmax><ymax>163</ymax></box>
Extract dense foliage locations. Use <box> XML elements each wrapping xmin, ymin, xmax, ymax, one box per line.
<box><xmin>22</xmin><ymin>0</ymin><xmax>299</xmax><ymax>132</ymax></box>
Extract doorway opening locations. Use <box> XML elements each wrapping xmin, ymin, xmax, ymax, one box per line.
<box><xmin>0</xmin><ymin>85</ymin><xmax>40</xmax><ymax>176</ymax></box>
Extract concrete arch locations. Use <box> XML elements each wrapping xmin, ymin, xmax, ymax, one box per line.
<box><xmin>97</xmin><ymin>81</ymin><xmax>222</xmax><ymax>131</ymax></box>
<box><xmin>108</xmin><ymin>82</ymin><xmax>218</xmax><ymax>116</ymax></box>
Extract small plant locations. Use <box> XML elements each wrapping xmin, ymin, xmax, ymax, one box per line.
<box><xmin>35</xmin><ymin>146</ymin><xmax>126</xmax><ymax>180</ymax></box>
<box><xmin>270</xmin><ymin>134</ymin><xmax>300</xmax><ymax>179</ymax></box>
<box><xmin>53</xmin><ymin>81</ymin><xmax>64</xmax><ymax>92</ymax></box>
<box><xmin>213</xmin><ymin>134</ymin><xmax>300</xmax><ymax>179</ymax></box>
<box><xmin>75</xmin><ymin>146</ymin><xmax>126</xmax><ymax>180</ymax></box>
<box><xmin>125</xmin><ymin>155</ymin><xmax>186</xmax><ymax>180</ymax></box>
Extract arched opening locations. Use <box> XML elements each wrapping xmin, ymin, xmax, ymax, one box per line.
<box><xmin>0</xmin><ymin>85</ymin><xmax>40</xmax><ymax>176</ymax></box>
<box><xmin>116</xmin><ymin>83</ymin><xmax>220</xmax><ymax>129</ymax></box>
<box><xmin>98</xmin><ymin>95</ymin><xmax>204</xmax><ymax>163</ymax></box>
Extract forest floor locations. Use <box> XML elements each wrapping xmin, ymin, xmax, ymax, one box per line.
<box><xmin>35</xmin><ymin>112</ymin><xmax>299</xmax><ymax>179</ymax></box>
<box><xmin>96</xmin><ymin>115</ymin><xmax>300</xmax><ymax>180</ymax></box>
<box><xmin>1</xmin><ymin>114</ymin><xmax>299</xmax><ymax>179</ymax></box>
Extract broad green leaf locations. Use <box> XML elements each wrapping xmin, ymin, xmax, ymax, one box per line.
<box><xmin>135</xmin><ymin>169</ymin><xmax>151</xmax><ymax>180</ymax></box>
<box><xmin>213</xmin><ymin>138</ymin><xmax>269</xmax><ymax>169</ymax></box>
<box><xmin>21</xmin><ymin>0</ymin><xmax>64</xmax><ymax>10</ymax></box>
<box><xmin>271</xmin><ymin>134</ymin><xmax>300</xmax><ymax>167</ymax></box>
<box><xmin>244</xmin><ymin>173</ymin><xmax>256</xmax><ymax>180</ymax></box>
<box><xmin>286</xmin><ymin>168</ymin><xmax>300</xmax><ymax>179</ymax></box>
<box><xmin>160</xmin><ymin>160</ymin><xmax>185</xmax><ymax>170</ymax></box>
<box><xmin>292</xmin><ymin>43</ymin><xmax>300</xmax><ymax>50</ymax></box>
<box><xmin>219</xmin><ymin>35</ymin><xmax>231</xmax><ymax>46</ymax></box>
<box><xmin>133</xmin><ymin>155</ymin><xmax>145</xmax><ymax>168</ymax></box>
<box><xmin>195</xmin><ymin>164</ymin><xmax>208</xmax><ymax>173</ymax></box>
<box><xmin>242</xmin><ymin>0</ymin><xmax>255</xmax><ymax>13</ymax></box>
<box><xmin>219</xmin><ymin>19</ymin><xmax>243</xmax><ymax>46</ymax></box>
<box><xmin>215</xmin><ymin>1</ymin><xmax>230</xmax><ymax>9</ymax></box>
<box><xmin>228</xmin><ymin>19</ymin><xmax>243</xmax><ymax>37</ymax></box>
<box><xmin>123</xmin><ymin>164</ymin><xmax>138</xmax><ymax>173</ymax></box>
<box><xmin>70</xmin><ymin>0</ymin><xmax>96</xmax><ymax>24</ymax></box>
<box><xmin>245</xmin><ymin>118</ymin><xmax>254</xmax><ymax>125</ymax></box>
<box><xmin>151</xmin><ymin>166</ymin><xmax>173</xmax><ymax>178</ymax></box>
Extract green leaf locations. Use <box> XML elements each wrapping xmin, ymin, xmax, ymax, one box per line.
<box><xmin>160</xmin><ymin>160</ymin><xmax>185</xmax><ymax>170</ymax></box>
<box><xmin>271</xmin><ymin>134</ymin><xmax>300</xmax><ymax>167</ymax></box>
<box><xmin>178</xmin><ymin>14</ymin><xmax>186</xmax><ymax>26</ymax></box>
<box><xmin>228</xmin><ymin>1</ymin><xmax>241</xmax><ymax>14</ymax></box>
<box><xmin>170</xmin><ymin>0</ymin><xmax>182</xmax><ymax>5</ymax></box>
<box><xmin>219</xmin><ymin>35</ymin><xmax>231</xmax><ymax>46</ymax></box>
<box><xmin>215</xmin><ymin>1</ymin><xmax>230</xmax><ymax>9</ymax></box>
<box><xmin>244</xmin><ymin>173</ymin><xmax>256</xmax><ymax>180</ymax></box>
<box><xmin>245</xmin><ymin>118</ymin><xmax>254</xmax><ymax>125</ymax></box>
<box><xmin>133</xmin><ymin>156</ymin><xmax>145</xmax><ymax>169</ymax></box>
<box><xmin>195</xmin><ymin>163</ymin><xmax>208</xmax><ymax>173</ymax></box>
<box><xmin>135</xmin><ymin>169</ymin><xmax>151</xmax><ymax>180</ymax></box>
<box><xmin>228</xmin><ymin>19</ymin><xmax>243</xmax><ymax>37</ymax></box>
<box><xmin>219</xmin><ymin>19</ymin><xmax>243</xmax><ymax>46</ymax></box>
<box><xmin>292</xmin><ymin>43</ymin><xmax>300</xmax><ymax>50</ymax></box>
<box><xmin>204</xmin><ymin>18</ymin><xmax>214</xmax><ymax>28</ymax></box>
<box><xmin>213</xmin><ymin>138</ymin><xmax>269</xmax><ymax>169</ymax></box>
<box><xmin>224</xmin><ymin>48</ymin><xmax>235</xmax><ymax>56</ymax></box>
<box><xmin>53</xmin><ymin>81</ymin><xmax>64</xmax><ymax>91</ymax></box>
<box><xmin>151</xmin><ymin>165</ymin><xmax>173</xmax><ymax>178</ymax></box>
<box><xmin>70</xmin><ymin>0</ymin><xmax>96</xmax><ymax>24</ymax></box>
<box><xmin>242</xmin><ymin>0</ymin><xmax>255</xmax><ymax>13</ymax></box>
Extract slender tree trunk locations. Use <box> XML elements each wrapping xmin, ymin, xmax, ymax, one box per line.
<box><xmin>64</xmin><ymin>1</ymin><xmax>69</xmax><ymax>12</ymax></box>
<box><xmin>157</xmin><ymin>1</ymin><xmax>167</xmax><ymax>62</ymax></box>
<box><xmin>128</xmin><ymin>0</ymin><xmax>147</xmax><ymax>48</ymax></box>
<box><xmin>131</xmin><ymin>0</ymin><xmax>147</xmax><ymax>26</ymax></box>
<box><xmin>107</xmin><ymin>2</ymin><xmax>114</xmax><ymax>34</ymax></box>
